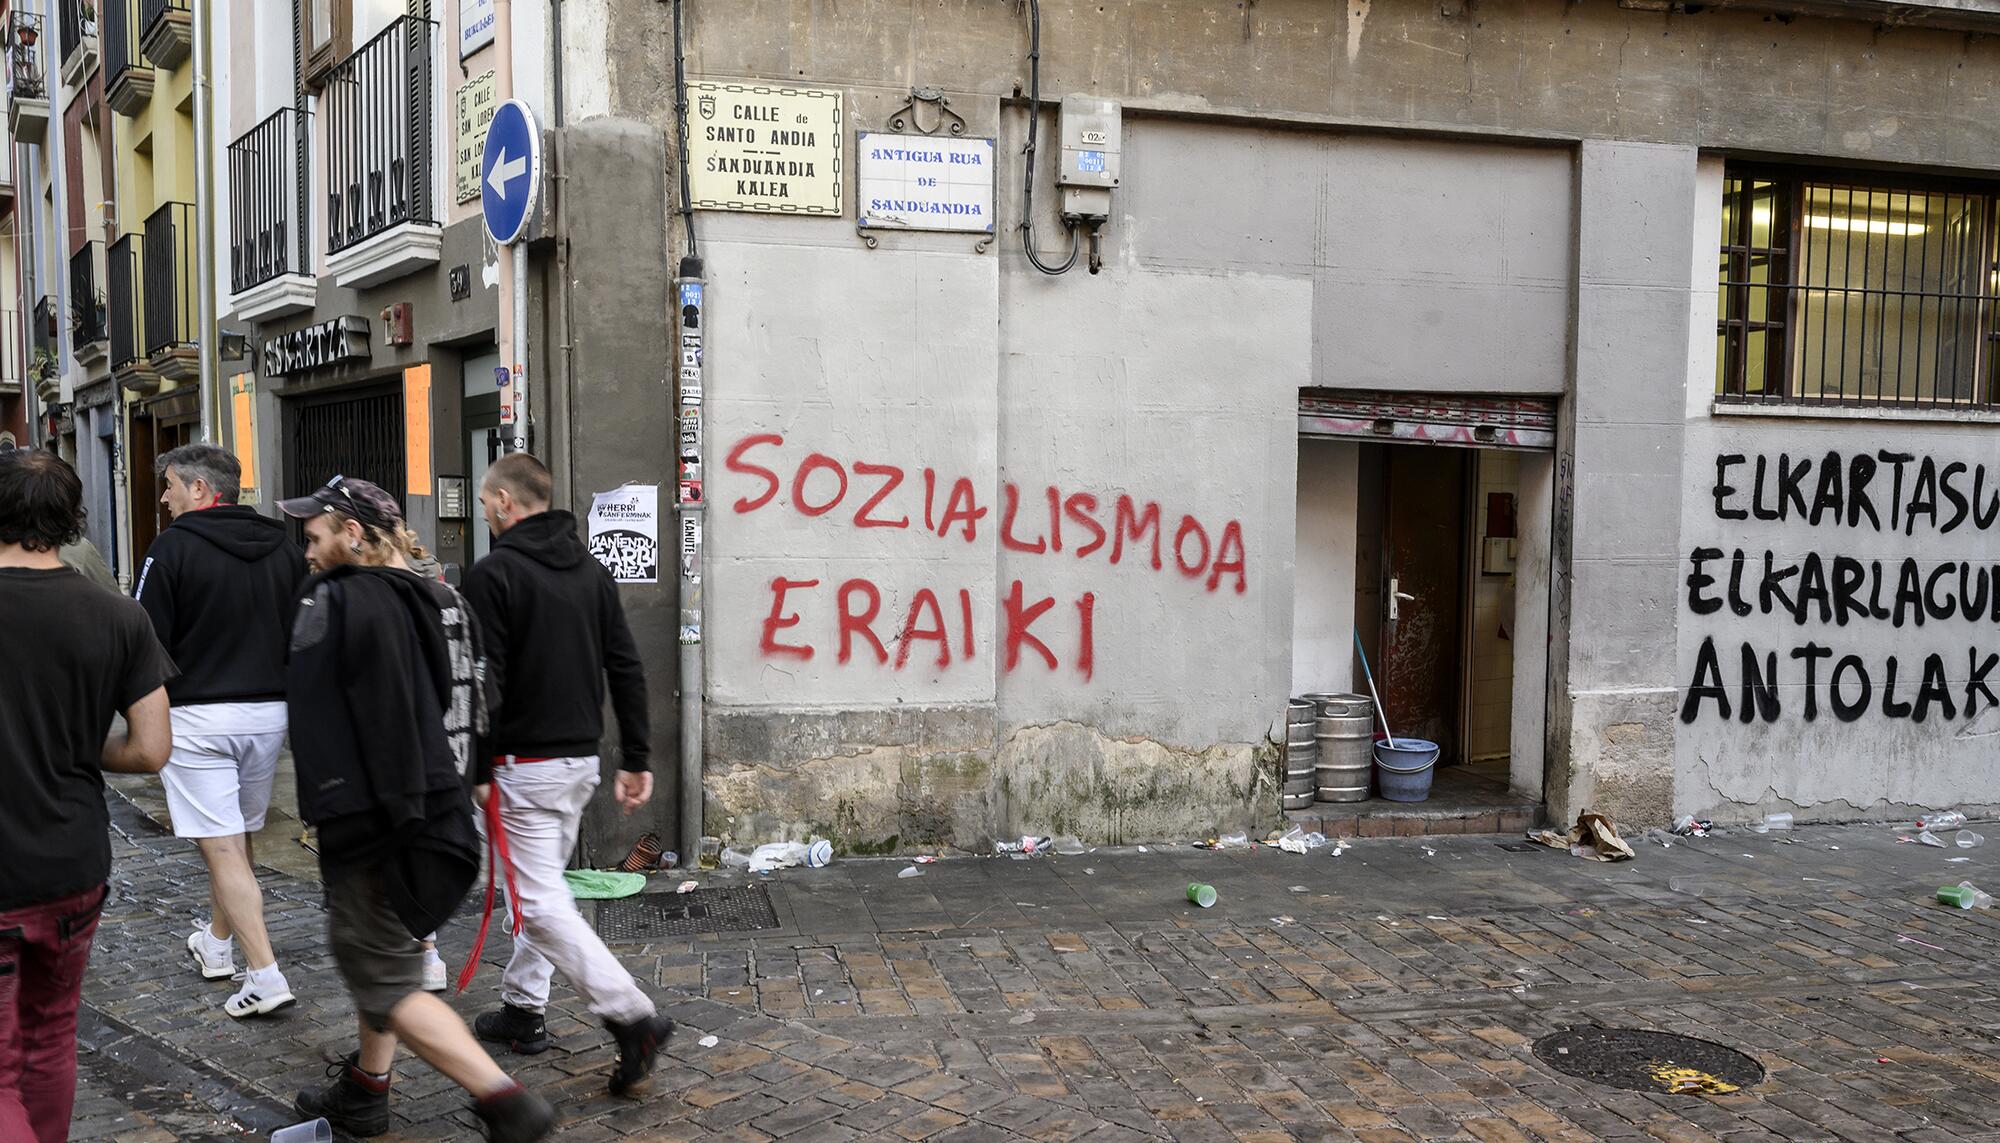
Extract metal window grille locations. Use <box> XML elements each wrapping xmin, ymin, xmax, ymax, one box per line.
<box><xmin>69</xmin><ymin>241</ymin><xmax>106</xmax><ymax>351</ymax></box>
<box><xmin>285</xmin><ymin>385</ymin><xmax>407</xmax><ymax>513</ymax></box>
<box><xmin>142</xmin><ymin>201</ymin><xmax>195</xmax><ymax>356</ymax></box>
<box><xmin>323</xmin><ymin>16</ymin><xmax>436</xmax><ymax>255</ymax></box>
<box><xmin>58</xmin><ymin>0</ymin><xmax>86</xmax><ymax>67</ymax></box>
<box><xmin>138</xmin><ymin>0</ymin><xmax>188</xmax><ymax>35</ymax></box>
<box><xmin>109</xmin><ymin>234</ymin><xmax>142</xmax><ymax>369</ymax></box>
<box><xmin>1718</xmin><ymin>168</ymin><xmax>2000</xmax><ymax>409</ymax></box>
<box><xmin>229</xmin><ymin>107</ymin><xmax>310</xmax><ymax>293</ymax></box>
<box><xmin>0</xmin><ymin>310</ymin><xmax>21</xmax><ymax>392</ymax></box>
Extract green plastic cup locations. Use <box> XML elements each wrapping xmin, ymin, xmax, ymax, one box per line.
<box><xmin>1187</xmin><ymin>882</ymin><xmax>1217</xmax><ymax>908</ymax></box>
<box><xmin>1939</xmin><ymin>884</ymin><xmax>1977</xmax><ymax>909</ymax></box>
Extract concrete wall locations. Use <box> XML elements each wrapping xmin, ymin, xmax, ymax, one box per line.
<box><xmin>1293</xmin><ymin>440</ymin><xmax>1359</xmax><ymax>697</ymax></box>
<box><xmin>562</xmin><ymin>0</ymin><xmax>2000</xmax><ymax>844</ymax></box>
<box><xmin>1672</xmin><ymin>159</ymin><xmax>2000</xmax><ymax>823</ymax></box>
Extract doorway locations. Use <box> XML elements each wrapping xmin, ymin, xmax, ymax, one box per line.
<box><xmin>464</xmin><ymin>392</ymin><xmax>503</xmax><ymax>563</ymax></box>
<box><xmin>129</xmin><ymin>388</ymin><xmax>198</xmax><ymax>561</ymax></box>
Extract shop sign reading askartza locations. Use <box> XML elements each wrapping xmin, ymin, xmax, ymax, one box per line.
<box><xmin>263</xmin><ymin>316</ymin><xmax>371</xmax><ymax>377</ymax></box>
<box><xmin>687</xmin><ymin>81</ymin><xmax>843</xmax><ymax>215</ymax></box>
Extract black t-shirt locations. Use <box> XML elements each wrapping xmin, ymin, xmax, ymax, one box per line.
<box><xmin>0</xmin><ymin>566</ymin><xmax>177</xmax><ymax>910</ymax></box>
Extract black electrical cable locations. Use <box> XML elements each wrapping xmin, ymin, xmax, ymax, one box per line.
<box><xmin>673</xmin><ymin>0</ymin><xmax>700</xmax><ymax>262</ymax></box>
<box><xmin>1021</xmin><ymin>0</ymin><xmax>1079</xmax><ymax>275</ymax></box>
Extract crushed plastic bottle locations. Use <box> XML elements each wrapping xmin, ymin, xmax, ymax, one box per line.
<box><xmin>1919</xmin><ymin>811</ymin><xmax>1969</xmax><ymax>831</ymax></box>
<box><xmin>1215</xmin><ymin>832</ymin><xmax>1252</xmax><ymax>849</ymax></box>
<box><xmin>897</xmin><ymin>865</ymin><xmax>924</xmax><ymax>879</ymax></box>
<box><xmin>1053</xmin><ymin>835</ymin><xmax>1087</xmax><ymax>856</ymax></box>
<box><xmin>1917</xmin><ymin>830</ymin><xmax>1948</xmax><ymax>848</ymax></box>
<box><xmin>1752</xmin><ymin>812</ymin><xmax>1794</xmax><ymax>833</ymax></box>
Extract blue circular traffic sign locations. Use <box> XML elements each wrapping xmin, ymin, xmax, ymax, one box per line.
<box><xmin>481</xmin><ymin>99</ymin><xmax>541</xmax><ymax>245</ymax></box>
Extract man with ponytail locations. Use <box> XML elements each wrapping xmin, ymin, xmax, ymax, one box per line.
<box><xmin>277</xmin><ymin>475</ymin><xmax>553</xmax><ymax>1142</ymax></box>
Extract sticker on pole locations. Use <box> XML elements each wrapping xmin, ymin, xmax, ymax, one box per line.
<box><xmin>480</xmin><ymin>99</ymin><xmax>541</xmax><ymax>245</ymax></box>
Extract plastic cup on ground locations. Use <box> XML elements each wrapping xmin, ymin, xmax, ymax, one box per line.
<box><xmin>807</xmin><ymin>839</ymin><xmax>834</xmax><ymax>867</ymax></box>
<box><xmin>1959</xmin><ymin>831</ymin><xmax>1985</xmax><ymax>849</ymax></box>
<box><xmin>1938</xmin><ymin>885</ymin><xmax>1977</xmax><ymax>909</ymax></box>
<box><xmin>271</xmin><ymin>1120</ymin><xmax>333</xmax><ymax>1143</ymax></box>
<box><xmin>1187</xmin><ymin>883</ymin><xmax>1217</xmax><ymax>908</ymax></box>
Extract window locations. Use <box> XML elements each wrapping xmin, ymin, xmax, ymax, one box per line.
<box><xmin>1717</xmin><ymin>167</ymin><xmax>1999</xmax><ymax>409</ymax></box>
<box><xmin>299</xmin><ymin>0</ymin><xmax>349</xmax><ymax>88</ymax></box>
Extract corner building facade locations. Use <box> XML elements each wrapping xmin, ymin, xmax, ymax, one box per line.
<box><xmin>543</xmin><ymin>0</ymin><xmax>2000</xmax><ymax>852</ymax></box>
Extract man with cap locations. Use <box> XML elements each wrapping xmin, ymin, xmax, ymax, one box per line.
<box><xmin>134</xmin><ymin>443</ymin><xmax>306</xmax><ymax>1017</ymax></box>
<box><xmin>278</xmin><ymin>476</ymin><xmax>554</xmax><ymax>1142</ymax></box>
<box><xmin>461</xmin><ymin>452</ymin><xmax>674</xmax><ymax>1098</ymax></box>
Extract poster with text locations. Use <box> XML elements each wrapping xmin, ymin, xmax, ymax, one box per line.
<box><xmin>587</xmin><ymin>484</ymin><xmax>659</xmax><ymax>584</ymax></box>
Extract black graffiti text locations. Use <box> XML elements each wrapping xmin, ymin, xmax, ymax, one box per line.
<box><xmin>1679</xmin><ymin>636</ymin><xmax>2000</xmax><ymax>725</ymax></box>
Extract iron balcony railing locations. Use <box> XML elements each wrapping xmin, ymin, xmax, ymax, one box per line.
<box><xmin>102</xmin><ymin>0</ymin><xmax>140</xmax><ymax>93</ymax></box>
<box><xmin>9</xmin><ymin>9</ymin><xmax>47</xmax><ymax>102</ymax></box>
<box><xmin>324</xmin><ymin>16</ymin><xmax>436</xmax><ymax>255</ymax></box>
<box><xmin>142</xmin><ymin>202</ymin><xmax>194</xmax><ymax>356</ymax></box>
<box><xmin>69</xmin><ymin>241</ymin><xmax>105</xmax><ymax>351</ymax></box>
<box><xmin>58</xmin><ymin>0</ymin><xmax>89</xmax><ymax>69</ymax></box>
<box><xmin>138</xmin><ymin>0</ymin><xmax>185</xmax><ymax>38</ymax></box>
<box><xmin>228</xmin><ymin>107</ymin><xmax>309</xmax><ymax>293</ymax></box>
<box><xmin>108</xmin><ymin>233</ymin><xmax>141</xmax><ymax>369</ymax></box>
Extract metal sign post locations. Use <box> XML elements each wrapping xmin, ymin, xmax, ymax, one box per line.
<box><xmin>480</xmin><ymin>98</ymin><xmax>541</xmax><ymax>452</ymax></box>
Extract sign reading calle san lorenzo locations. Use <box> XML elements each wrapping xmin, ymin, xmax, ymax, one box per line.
<box><xmin>480</xmin><ymin>98</ymin><xmax>541</xmax><ymax>246</ymax></box>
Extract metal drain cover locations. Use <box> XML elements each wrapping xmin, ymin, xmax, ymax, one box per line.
<box><xmin>1533</xmin><ymin>1026</ymin><xmax>1764</xmax><ymax>1095</ymax></box>
<box><xmin>595</xmin><ymin>887</ymin><xmax>779</xmax><ymax>942</ymax></box>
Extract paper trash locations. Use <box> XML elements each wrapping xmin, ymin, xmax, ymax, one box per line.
<box><xmin>1529</xmin><ymin>810</ymin><xmax>1636</xmax><ymax>862</ymax></box>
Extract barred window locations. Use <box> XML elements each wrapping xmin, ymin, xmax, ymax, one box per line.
<box><xmin>1717</xmin><ymin>168</ymin><xmax>1998</xmax><ymax>409</ymax></box>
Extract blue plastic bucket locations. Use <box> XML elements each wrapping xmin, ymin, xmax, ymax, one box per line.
<box><xmin>1372</xmin><ymin>738</ymin><xmax>1440</xmax><ymax>802</ymax></box>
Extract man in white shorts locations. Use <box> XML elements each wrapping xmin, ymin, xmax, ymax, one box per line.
<box><xmin>136</xmin><ymin>444</ymin><xmax>308</xmax><ymax>1017</ymax></box>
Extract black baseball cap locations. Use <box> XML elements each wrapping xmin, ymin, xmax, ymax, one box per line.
<box><xmin>277</xmin><ymin>474</ymin><xmax>404</xmax><ymax>530</ymax></box>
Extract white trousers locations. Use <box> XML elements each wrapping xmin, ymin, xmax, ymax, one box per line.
<box><xmin>487</xmin><ymin>756</ymin><xmax>654</xmax><ymax>1024</ymax></box>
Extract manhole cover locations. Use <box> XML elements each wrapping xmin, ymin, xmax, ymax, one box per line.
<box><xmin>595</xmin><ymin>887</ymin><xmax>779</xmax><ymax>942</ymax></box>
<box><xmin>1532</xmin><ymin>1026</ymin><xmax>1764</xmax><ymax>1095</ymax></box>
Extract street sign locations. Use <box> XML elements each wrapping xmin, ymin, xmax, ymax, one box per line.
<box><xmin>480</xmin><ymin>98</ymin><xmax>540</xmax><ymax>245</ymax></box>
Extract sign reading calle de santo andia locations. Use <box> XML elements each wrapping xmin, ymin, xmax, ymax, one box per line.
<box><xmin>856</xmin><ymin>133</ymin><xmax>995</xmax><ymax>234</ymax></box>
<box><xmin>687</xmin><ymin>81</ymin><xmax>843</xmax><ymax>215</ymax></box>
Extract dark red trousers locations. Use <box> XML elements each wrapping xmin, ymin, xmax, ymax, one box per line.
<box><xmin>0</xmin><ymin>884</ymin><xmax>105</xmax><ymax>1143</ymax></box>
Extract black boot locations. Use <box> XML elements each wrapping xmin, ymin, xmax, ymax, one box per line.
<box><xmin>606</xmin><ymin>1014</ymin><xmax>677</xmax><ymax>1097</ymax></box>
<box><xmin>472</xmin><ymin>1082</ymin><xmax>557</xmax><ymax>1142</ymax></box>
<box><xmin>295</xmin><ymin>1052</ymin><xmax>391</xmax><ymax>1137</ymax></box>
<box><xmin>474</xmin><ymin>1003</ymin><xmax>551</xmax><ymax>1054</ymax></box>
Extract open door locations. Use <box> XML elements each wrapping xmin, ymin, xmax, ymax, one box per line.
<box><xmin>1378</xmin><ymin>447</ymin><xmax>1467</xmax><ymax>761</ymax></box>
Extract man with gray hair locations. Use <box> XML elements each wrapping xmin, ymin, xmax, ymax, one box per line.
<box><xmin>135</xmin><ymin>443</ymin><xmax>307</xmax><ymax>1018</ymax></box>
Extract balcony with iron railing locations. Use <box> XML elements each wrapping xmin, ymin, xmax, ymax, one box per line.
<box><xmin>0</xmin><ymin>310</ymin><xmax>22</xmax><ymax>397</ymax></box>
<box><xmin>102</xmin><ymin>0</ymin><xmax>151</xmax><ymax>116</ymax></box>
<box><xmin>108</xmin><ymin>232</ymin><xmax>155</xmax><ymax>392</ymax></box>
<box><xmin>323</xmin><ymin>17</ymin><xmax>440</xmax><ymax>288</ymax></box>
<box><xmin>59</xmin><ymin>0</ymin><xmax>99</xmax><ymax>87</ymax></box>
<box><xmin>137</xmin><ymin>0</ymin><xmax>187</xmax><ymax>68</ymax></box>
<box><xmin>8</xmin><ymin>9</ymin><xmax>50</xmax><ymax>138</ymax></box>
<box><xmin>30</xmin><ymin>295</ymin><xmax>58</xmax><ymax>400</ymax></box>
<box><xmin>69</xmin><ymin>241</ymin><xmax>107</xmax><ymax>363</ymax></box>
<box><xmin>228</xmin><ymin>106</ymin><xmax>315</xmax><ymax>320</ymax></box>
<box><xmin>142</xmin><ymin>201</ymin><xmax>196</xmax><ymax>380</ymax></box>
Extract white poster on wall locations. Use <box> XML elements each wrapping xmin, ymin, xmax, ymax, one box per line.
<box><xmin>460</xmin><ymin>0</ymin><xmax>496</xmax><ymax>59</ymax></box>
<box><xmin>856</xmin><ymin>133</ymin><xmax>995</xmax><ymax>234</ymax></box>
<box><xmin>586</xmin><ymin>484</ymin><xmax>659</xmax><ymax>584</ymax></box>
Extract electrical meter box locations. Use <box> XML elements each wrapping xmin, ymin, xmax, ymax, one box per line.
<box><xmin>1057</xmin><ymin>95</ymin><xmax>1121</xmax><ymax>221</ymax></box>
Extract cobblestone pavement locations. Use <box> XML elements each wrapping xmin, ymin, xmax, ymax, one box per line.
<box><xmin>72</xmin><ymin>794</ymin><xmax>2000</xmax><ymax>1141</ymax></box>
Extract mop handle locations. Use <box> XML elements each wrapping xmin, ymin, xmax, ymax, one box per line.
<box><xmin>1352</xmin><ymin>627</ymin><xmax>1397</xmax><ymax>749</ymax></box>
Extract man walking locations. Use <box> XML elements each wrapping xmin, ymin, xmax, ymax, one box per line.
<box><xmin>280</xmin><ymin>475</ymin><xmax>554</xmax><ymax>1140</ymax></box>
<box><xmin>462</xmin><ymin>452</ymin><xmax>675</xmax><ymax>1096</ymax></box>
<box><xmin>135</xmin><ymin>443</ymin><xmax>306</xmax><ymax>1017</ymax></box>
<box><xmin>0</xmin><ymin>449</ymin><xmax>176</xmax><ymax>1141</ymax></box>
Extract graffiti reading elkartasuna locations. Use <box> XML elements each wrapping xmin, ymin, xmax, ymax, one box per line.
<box><xmin>1681</xmin><ymin>450</ymin><xmax>2000</xmax><ymax>726</ymax></box>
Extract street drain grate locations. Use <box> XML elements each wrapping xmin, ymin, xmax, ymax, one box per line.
<box><xmin>1533</xmin><ymin>1026</ymin><xmax>1764</xmax><ymax>1095</ymax></box>
<box><xmin>594</xmin><ymin>887</ymin><xmax>779</xmax><ymax>942</ymax></box>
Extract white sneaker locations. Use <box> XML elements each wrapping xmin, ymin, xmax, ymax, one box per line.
<box><xmin>225</xmin><ymin>968</ymin><xmax>296</xmax><ymax>1019</ymax></box>
<box><xmin>187</xmin><ymin>927</ymin><xmax>235</xmax><ymax>981</ymax></box>
<box><xmin>422</xmin><ymin>952</ymin><xmax>448</xmax><ymax>993</ymax></box>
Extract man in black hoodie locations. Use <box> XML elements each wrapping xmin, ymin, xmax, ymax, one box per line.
<box><xmin>135</xmin><ymin>443</ymin><xmax>306</xmax><ymax>1018</ymax></box>
<box><xmin>461</xmin><ymin>453</ymin><xmax>674</xmax><ymax>1097</ymax></box>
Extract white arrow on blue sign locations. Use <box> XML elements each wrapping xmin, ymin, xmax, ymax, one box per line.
<box><xmin>480</xmin><ymin>98</ymin><xmax>541</xmax><ymax>245</ymax></box>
